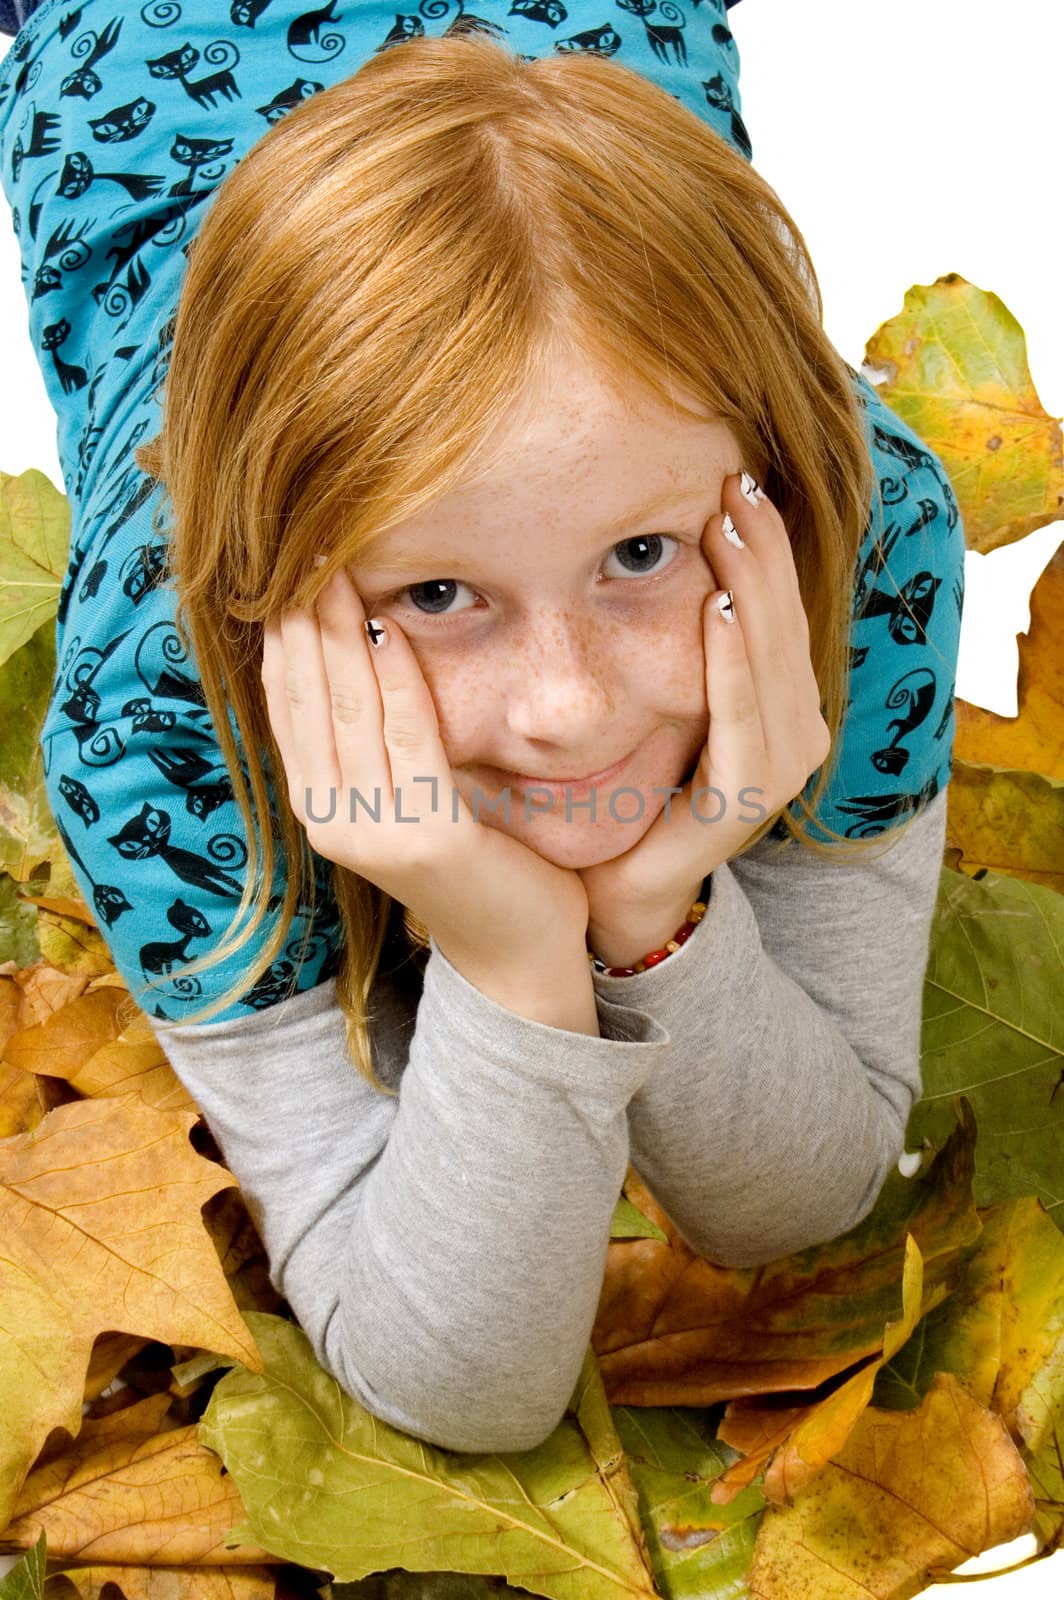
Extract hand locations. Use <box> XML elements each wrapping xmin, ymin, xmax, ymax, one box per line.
<box><xmin>260</xmin><ymin>566</ymin><xmax>591</xmax><ymax>979</ymax></box>
<box><xmin>579</xmin><ymin>470</ymin><xmax>832</xmax><ymax>970</ymax></box>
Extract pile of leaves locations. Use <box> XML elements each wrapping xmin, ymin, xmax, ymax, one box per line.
<box><xmin>1</xmin><ymin>275</ymin><xmax>1062</xmax><ymax>1600</ymax></box>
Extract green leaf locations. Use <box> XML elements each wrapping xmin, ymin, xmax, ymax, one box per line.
<box><xmin>197</xmin><ymin>1313</ymin><xmax>661</xmax><ymax>1598</ymax></box>
<box><xmin>610</xmin><ymin>1197</ymin><xmax>669</xmax><ymax>1243</ymax></box>
<box><xmin>0</xmin><ymin>620</ymin><xmax>78</xmax><ymax>900</ymax></box>
<box><xmin>0</xmin><ymin>872</ymin><xmax>41</xmax><ymax>969</ymax></box>
<box><xmin>0</xmin><ymin>470</ymin><xmax>69</xmax><ymax>673</ymax></box>
<box><xmin>610</xmin><ymin>1406</ymin><xmax>763</xmax><ymax>1599</ymax></box>
<box><xmin>908</xmin><ymin>865</ymin><xmax>1064</xmax><ymax>1232</ymax></box>
<box><xmin>0</xmin><ymin>1531</ymin><xmax>46</xmax><ymax>1600</ymax></box>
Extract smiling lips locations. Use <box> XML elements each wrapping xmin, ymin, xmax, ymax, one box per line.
<box><xmin>495</xmin><ymin>747</ymin><xmax>636</xmax><ymax>798</ymax></box>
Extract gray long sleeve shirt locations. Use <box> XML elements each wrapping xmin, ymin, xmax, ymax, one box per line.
<box><xmin>147</xmin><ymin>787</ymin><xmax>947</xmax><ymax>1455</ymax></box>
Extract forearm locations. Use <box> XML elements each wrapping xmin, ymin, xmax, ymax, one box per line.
<box><xmin>150</xmin><ymin>944</ymin><xmax>667</xmax><ymax>1455</ymax></box>
<box><xmin>594</xmin><ymin>792</ymin><xmax>949</xmax><ymax>1267</ymax></box>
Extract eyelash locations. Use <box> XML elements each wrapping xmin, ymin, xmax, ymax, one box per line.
<box><xmin>375</xmin><ymin>534</ymin><xmax>684</xmax><ymax>623</ymax></box>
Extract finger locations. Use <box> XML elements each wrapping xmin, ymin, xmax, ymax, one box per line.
<box><xmin>310</xmin><ymin>569</ymin><xmax>394</xmax><ymax>812</ymax></box>
<box><xmin>702</xmin><ymin>587</ymin><xmax>768</xmax><ymax>804</ymax></box>
<box><xmin>316</xmin><ymin>570</ymin><xmax>453</xmax><ymax>823</ymax></box>
<box><xmin>705</xmin><ymin>504</ymin><xmax>794</xmax><ymax>742</ymax></box>
<box><xmin>262</xmin><ymin>617</ymin><xmax>299</xmax><ymax>780</ymax></box>
<box><xmin>723</xmin><ymin>470</ymin><xmax>804</xmax><ymax>617</ymax></box>
<box><xmin>275</xmin><ymin>603</ymin><xmax>343</xmax><ymax>827</ymax></box>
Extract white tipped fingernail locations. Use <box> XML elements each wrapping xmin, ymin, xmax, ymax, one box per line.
<box><xmin>740</xmin><ymin>470</ymin><xmax>766</xmax><ymax>506</ymax></box>
<box><xmin>715</xmin><ymin>590</ymin><xmax>736</xmax><ymax>624</ymax></box>
<box><xmin>365</xmin><ymin>618</ymin><xmax>387</xmax><ymax>648</ymax></box>
<box><xmin>721</xmin><ymin>512</ymin><xmax>745</xmax><ymax>549</ymax></box>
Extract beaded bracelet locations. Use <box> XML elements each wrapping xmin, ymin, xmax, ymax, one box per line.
<box><xmin>586</xmin><ymin>876</ymin><xmax>712</xmax><ymax>978</ymax></box>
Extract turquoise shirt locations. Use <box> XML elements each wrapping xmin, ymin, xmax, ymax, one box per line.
<box><xmin>0</xmin><ymin>0</ymin><xmax>963</xmax><ymax>1019</ymax></box>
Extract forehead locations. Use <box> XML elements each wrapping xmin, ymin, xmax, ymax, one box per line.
<box><xmin>354</xmin><ymin>363</ymin><xmax>738</xmax><ymax>575</ymax></box>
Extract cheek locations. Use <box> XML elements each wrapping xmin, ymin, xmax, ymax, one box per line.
<box><xmin>409</xmin><ymin>649</ymin><xmax>487</xmax><ymax>753</ymax></box>
<box><xmin>633</xmin><ymin>583</ymin><xmax>710</xmax><ymax>717</ymax></box>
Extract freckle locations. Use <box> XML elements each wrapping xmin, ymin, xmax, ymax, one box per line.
<box><xmin>987</xmin><ymin>435</ymin><xmax>1002</xmax><ymax>451</ymax></box>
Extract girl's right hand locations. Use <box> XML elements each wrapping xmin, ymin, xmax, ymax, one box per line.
<box><xmin>259</xmin><ymin>566</ymin><xmax>592</xmax><ymax>977</ymax></box>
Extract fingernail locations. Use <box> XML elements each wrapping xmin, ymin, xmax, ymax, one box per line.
<box><xmin>721</xmin><ymin>512</ymin><xmax>745</xmax><ymax>549</ymax></box>
<box><xmin>716</xmin><ymin>590</ymin><xmax>736</xmax><ymax>624</ymax></box>
<box><xmin>312</xmin><ymin>554</ymin><xmax>327</xmax><ymax>569</ymax></box>
<box><xmin>740</xmin><ymin>470</ymin><xmax>766</xmax><ymax>506</ymax></box>
<box><xmin>365</xmin><ymin>618</ymin><xmax>387</xmax><ymax>648</ymax></box>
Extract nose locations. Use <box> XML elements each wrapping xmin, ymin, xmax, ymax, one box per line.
<box><xmin>502</xmin><ymin>605</ymin><xmax>618</xmax><ymax>746</ymax></box>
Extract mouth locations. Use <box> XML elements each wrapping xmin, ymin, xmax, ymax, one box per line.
<box><xmin>491</xmin><ymin>745</ymin><xmax>638</xmax><ymax>800</ymax></box>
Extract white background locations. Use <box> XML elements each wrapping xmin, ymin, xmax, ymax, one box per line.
<box><xmin>1</xmin><ymin>0</ymin><xmax>1061</xmax><ymax>1593</ymax></box>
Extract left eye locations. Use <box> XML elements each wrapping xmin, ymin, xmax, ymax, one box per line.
<box><xmin>604</xmin><ymin>534</ymin><xmax>680</xmax><ymax>579</ymax></box>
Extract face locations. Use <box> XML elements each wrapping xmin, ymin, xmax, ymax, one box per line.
<box><xmin>348</xmin><ymin>346</ymin><xmax>744</xmax><ymax>869</ymax></box>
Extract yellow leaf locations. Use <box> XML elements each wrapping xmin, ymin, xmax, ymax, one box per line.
<box><xmin>747</xmin><ymin>1372</ymin><xmax>1036</xmax><ymax>1599</ymax></box>
<box><xmin>864</xmin><ymin>275</ymin><xmax>1064</xmax><ymax>553</ymax></box>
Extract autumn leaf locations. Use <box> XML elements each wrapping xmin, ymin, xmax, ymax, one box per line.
<box><xmin>42</xmin><ymin>1564</ymin><xmax>282</xmax><ymax>1599</ymax></box>
<box><xmin>746</xmin><ymin>1371</ymin><xmax>1036</xmax><ymax>1599</ymax></box>
<box><xmin>592</xmin><ymin>1100</ymin><xmax>980</xmax><ymax>1410</ymax></box>
<box><xmin>944</xmin><ymin>762</ymin><xmax>1064</xmax><ymax>892</ymax></box>
<box><xmin>2</xmin><ymin>1392</ymin><xmax>274</xmax><ymax>1567</ymax></box>
<box><xmin>0</xmin><ymin>624</ymin><xmax>77</xmax><ymax>898</ymax></box>
<box><xmin>863</xmin><ymin>275</ymin><xmax>1064</xmax><ymax>552</ymax></box>
<box><xmin>0</xmin><ymin>1095</ymin><xmax>264</xmax><ymax>1534</ymax></box>
<box><xmin>0</xmin><ymin>471</ymin><xmax>70</xmax><ymax>673</ymax></box>
<box><xmin>954</xmin><ymin>539</ymin><xmax>1064</xmax><ymax>781</ymax></box>
<box><xmin>610</xmin><ymin>1193</ymin><xmax>669</xmax><ymax>1243</ymax></box>
<box><xmin>712</xmin><ymin>1233</ymin><xmax>932</xmax><ymax>1509</ymax></box>
<box><xmin>911</xmin><ymin>865</ymin><xmax>1064</xmax><ymax>1228</ymax></box>
<box><xmin>2</xmin><ymin>980</ymin><xmax>193</xmax><ymax>1112</ymax></box>
<box><xmin>0</xmin><ymin>873</ymin><xmax>39</xmax><ymax>969</ymax></box>
<box><xmin>197</xmin><ymin>1314</ymin><xmax>661</xmax><ymax>1599</ymax></box>
<box><xmin>0</xmin><ymin>1531</ymin><xmax>45</xmax><ymax>1599</ymax></box>
<box><xmin>608</xmin><ymin>1405</ymin><xmax>763</xmax><ymax>1598</ymax></box>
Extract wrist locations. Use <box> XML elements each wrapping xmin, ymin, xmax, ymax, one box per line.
<box><xmin>587</xmin><ymin>876</ymin><xmax>710</xmax><ymax>975</ymax></box>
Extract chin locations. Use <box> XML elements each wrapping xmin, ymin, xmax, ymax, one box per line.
<box><xmin>518</xmin><ymin>818</ymin><xmax>654</xmax><ymax>872</ymax></box>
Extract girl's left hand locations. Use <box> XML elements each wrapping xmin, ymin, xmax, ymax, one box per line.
<box><xmin>579</xmin><ymin>470</ymin><xmax>833</xmax><ymax>971</ymax></box>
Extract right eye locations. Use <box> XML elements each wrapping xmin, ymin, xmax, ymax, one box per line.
<box><xmin>390</xmin><ymin>579</ymin><xmax>481</xmax><ymax>619</ymax></box>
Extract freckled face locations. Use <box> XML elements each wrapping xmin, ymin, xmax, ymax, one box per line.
<box><xmin>348</xmin><ymin>348</ymin><xmax>743</xmax><ymax>869</ymax></box>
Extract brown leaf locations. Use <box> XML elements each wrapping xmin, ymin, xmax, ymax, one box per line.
<box><xmin>4</xmin><ymin>1393</ymin><xmax>274</xmax><ymax>1566</ymax></box>
<box><xmin>44</xmin><ymin>1563</ymin><xmax>281</xmax><ymax>1599</ymax></box>
<box><xmin>746</xmin><ymin>1372</ymin><xmax>1036</xmax><ymax>1599</ymax></box>
<box><xmin>713</xmin><ymin>1235</ymin><xmax>929</xmax><ymax>1507</ymax></box>
<box><xmin>593</xmin><ymin>1107</ymin><xmax>980</xmax><ymax>1410</ymax></box>
<box><xmin>4</xmin><ymin>986</ymin><xmax>132</xmax><ymax>1080</ymax></box>
<box><xmin>0</xmin><ymin>1094</ymin><xmax>264</xmax><ymax>1534</ymax></box>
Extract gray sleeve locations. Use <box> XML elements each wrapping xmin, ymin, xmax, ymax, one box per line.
<box><xmin>591</xmin><ymin>787</ymin><xmax>949</xmax><ymax>1268</ymax></box>
<box><xmin>149</xmin><ymin>940</ymin><xmax>668</xmax><ymax>1455</ymax></box>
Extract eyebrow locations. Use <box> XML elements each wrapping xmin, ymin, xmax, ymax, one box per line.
<box><xmin>356</xmin><ymin>489</ymin><xmax>702</xmax><ymax>580</ymax></box>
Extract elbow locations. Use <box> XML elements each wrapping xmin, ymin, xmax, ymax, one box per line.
<box><xmin>356</xmin><ymin>1394</ymin><xmax>567</xmax><ymax>1458</ymax></box>
<box><xmin>689</xmin><ymin>1138</ymin><xmax>903</xmax><ymax>1271</ymax></box>
<box><xmin>331</xmin><ymin>1347</ymin><xmax>570</xmax><ymax>1457</ymax></box>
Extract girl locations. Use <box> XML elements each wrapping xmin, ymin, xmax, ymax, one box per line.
<box><xmin>0</xmin><ymin>3</ymin><xmax>964</xmax><ymax>1454</ymax></box>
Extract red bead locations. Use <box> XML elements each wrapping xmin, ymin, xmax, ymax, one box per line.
<box><xmin>641</xmin><ymin>948</ymin><xmax>670</xmax><ymax>968</ymax></box>
<box><xmin>673</xmin><ymin>923</ymin><xmax>695</xmax><ymax>945</ymax></box>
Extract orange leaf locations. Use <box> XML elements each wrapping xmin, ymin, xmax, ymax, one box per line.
<box><xmin>747</xmin><ymin>1371</ymin><xmax>1036</xmax><ymax>1599</ymax></box>
<box><xmin>0</xmin><ymin>1095</ymin><xmax>264</xmax><ymax>1534</ymax></box>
